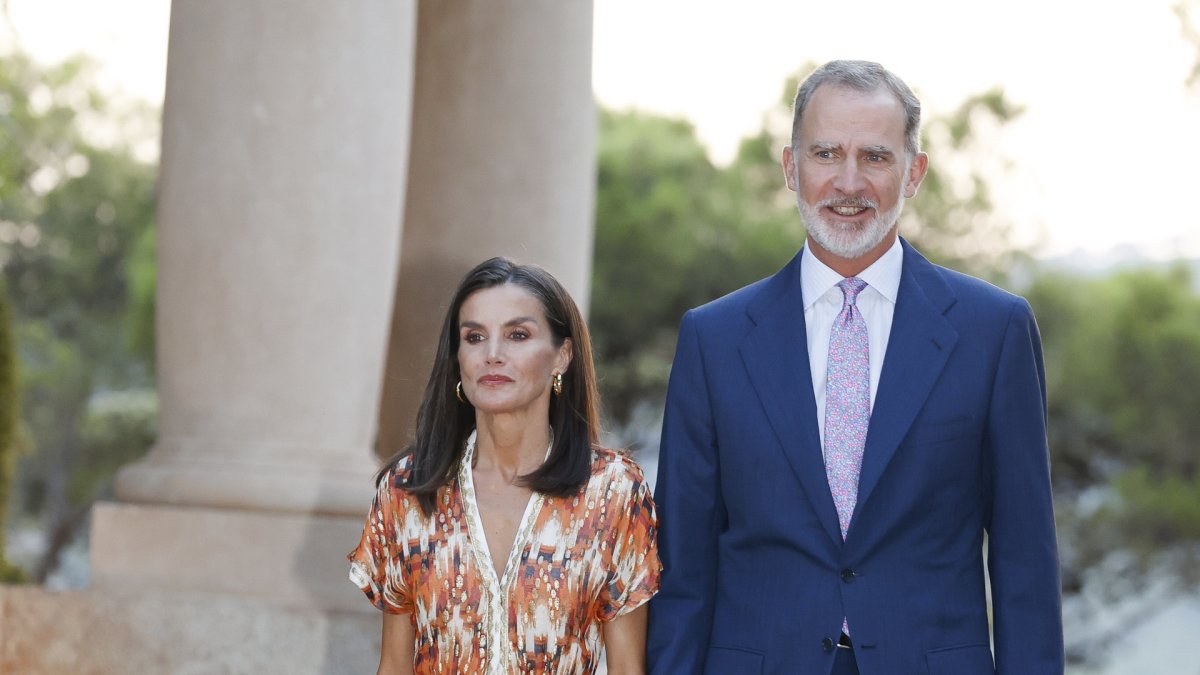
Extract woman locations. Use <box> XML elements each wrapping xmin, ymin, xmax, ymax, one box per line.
<box><xmin>349</xmin><ymin>257</ymin><xmax>660</xmax><ymax>674</ymax></box>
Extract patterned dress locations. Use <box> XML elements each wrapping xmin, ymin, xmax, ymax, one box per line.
<box><xmin>348</xmin><ymin>432</ymin><xmax>661</xmax><ymax>674</ymax></box>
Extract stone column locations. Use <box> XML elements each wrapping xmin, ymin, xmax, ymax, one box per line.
<box><xmin>92</xmin><ymin>0</ymin><xmax>417</xmax><ymax>612</ymax></box>
<box><xmin>375</xmin><ymin>0</ymin><xmax>596</xmax><ymax>456</ymax></box>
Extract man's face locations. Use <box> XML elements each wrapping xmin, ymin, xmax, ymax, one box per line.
<box><xmin>782</xmin><ymin>84</ymin><xmax>928</xmax><ymax>263</ymax></box>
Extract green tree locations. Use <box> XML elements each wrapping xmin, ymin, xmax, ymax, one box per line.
<box><xmin>590</xmin><ymin>109</ymin><xmax>798</xmax><ymax>426</ymax></box>
<box><xmin>0</xmin><ymin>51</ymin><xmax>158</xmax><ymax>582</ymax></box>
<box><xmin>1027</xmin><ymin>267</ymin><xmax>1200</xmax><ymax>591</ymax></box>
<box><xmin>0</xmin><ymin>278</ymin><xmax>24</xmax><ymax>582</ymax></box>
<box><xmin>590</xmin><ymin>110</ymin><xmax>718</xmax><ymax>425</ymax></box>
<box><xmin>905</xmin><ymin>89</ymin><xmax>1027</xmax><ymax>281</ymax></box>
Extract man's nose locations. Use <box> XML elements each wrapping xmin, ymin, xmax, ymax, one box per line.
<box><xmin>832</xmin><ymin>157</ymin><xmax>866</xmax><ymax>194</ymax></box>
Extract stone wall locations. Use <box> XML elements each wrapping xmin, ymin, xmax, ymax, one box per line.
<box><xmin>0</xmin><ymin>586</ymin><xmax>379</xmax><ymax>674</ymax></box>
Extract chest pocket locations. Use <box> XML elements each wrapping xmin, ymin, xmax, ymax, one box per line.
<box><xmin>901</xmin><ymin>415</ymin><xmax>977</xmax><ymax>447</ymax></box>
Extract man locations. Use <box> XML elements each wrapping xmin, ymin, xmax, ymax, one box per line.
<box><xmin>646</xmin><ymin>61</ymin><xmax>1063</xmax><ymax>674</ymax></box>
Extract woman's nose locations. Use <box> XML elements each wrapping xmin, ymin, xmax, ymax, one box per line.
<box><xmin>485</xmin><ymin>340</ymin><xmax>504</xmax><ymax>363</ymax></box>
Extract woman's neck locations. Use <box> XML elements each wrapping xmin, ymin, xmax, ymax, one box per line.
<box><xmin>473</xmin><ymin>412</ymin><xmax>551</xmax><ymax>482</ymax></box>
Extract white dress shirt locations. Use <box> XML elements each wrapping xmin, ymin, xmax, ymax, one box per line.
<box><xmin>801</xmin><ymin>237</ymin><xmax>904</xmax><ymax>450</ymax></box>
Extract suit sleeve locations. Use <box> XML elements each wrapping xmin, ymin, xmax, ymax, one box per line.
<box><xmin>646</xmin><ymin>311</ymin><xmax>725</xmax><ymax>674</ymax></box>
<box><xmin>985</xmin><ymin>298</ymin><xmax>1065</xmax><ymax>673</ymax></box>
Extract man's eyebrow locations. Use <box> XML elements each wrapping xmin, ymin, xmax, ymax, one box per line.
<box><xmin>808</xmin><ymin>141</ymin><xmax>841</xmax><ymax>153</ymax></box>
<box><xmin>861</xmin><ymin>145</ymin><xmax>896</xmax><ymax>157</ymax></box>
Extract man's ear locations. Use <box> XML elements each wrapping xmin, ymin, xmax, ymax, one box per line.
<box><xmin>904</xmin><ymin>152</ymin><xmax>929</xmax><ymax>198</ymax></box>
<box><xmin>782</xmin><ymin>145</ymin><xmax>799</xmax><ymax>192</ymax></box>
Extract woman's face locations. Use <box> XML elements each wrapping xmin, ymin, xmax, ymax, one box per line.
<box><xmin>457</xmin><ymin>283</ymin><xmax>571</xmax><ymax>418</ymax></box>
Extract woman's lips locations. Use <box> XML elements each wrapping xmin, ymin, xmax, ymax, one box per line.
<box><xmin>478</xmin><ymin>375</ymin><xmax>512</xmax><ymax>385</ymax></box>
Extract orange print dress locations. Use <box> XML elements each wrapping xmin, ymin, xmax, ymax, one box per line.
<box><xmin>348</xmin><ymin>432</ymin><xmax>661</xmax><ymax>674</ymax></box>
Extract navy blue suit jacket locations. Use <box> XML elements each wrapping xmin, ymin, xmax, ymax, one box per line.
<box><xmin>647</xmin><ymin>240</ymin><xmax>1063</xmax><ymax>674</ymax></box>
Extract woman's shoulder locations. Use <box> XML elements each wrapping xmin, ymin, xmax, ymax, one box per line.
<box><xmin>375</xmin><ymin>454</ymin><xmax>416</xmax><ymax>492</ymax></box>
<box><xmin>588</xmin><ymin>447</ymin><xmax>651</xmax><ymax>489</ymax></box>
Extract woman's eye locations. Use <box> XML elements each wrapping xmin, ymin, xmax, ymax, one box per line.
<box><xmin>464</xmin><ymin>332</ymin><xmax>484</xmax><ymax>344</ymax></box>
<box><xmin>510</xmin><ymin>331</ymin><xmax>529</xmax><ymax>341</ymax></box>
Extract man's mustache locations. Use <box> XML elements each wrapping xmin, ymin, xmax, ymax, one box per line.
<box><xmin>817</xmin><ymin>197</ymin><xmax>877</xmax><ymax>209</ymax></box>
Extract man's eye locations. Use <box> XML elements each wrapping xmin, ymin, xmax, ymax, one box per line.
<box><xmin>816</xmin><ymin>150</ymin><xmax>833</xmax><ymax>159</ymax></box>
<box><xmin>866</xmin><ymin>154</ymin><xmax>884</xmax><ymax>162</ymax></box>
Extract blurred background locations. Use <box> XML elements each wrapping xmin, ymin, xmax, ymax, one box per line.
<box><xmin>1</xmin><ymin>0</ymin><xmax>1199</xmax><ymax>673</ymax></box>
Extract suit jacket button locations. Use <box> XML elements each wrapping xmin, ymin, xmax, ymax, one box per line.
<box><xmin>841</xmin><ymin>568</ymin><xmax>855</xmax><ymax>582</ymax></box>
<box><xmin>822</xmin><ymin>637</ymin><xmax>835</xmax><ymax>652</ymax></box>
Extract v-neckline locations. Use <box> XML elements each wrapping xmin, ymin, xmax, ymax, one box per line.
<box><xmin>458</xmin><ymin>430</ymin><xmax>550</xmax><ymax>583</ymax></box>
<box><xmin>458</xmin><ymin>431</ymin><xmax>550</xmax><ymax>672</ymax></box>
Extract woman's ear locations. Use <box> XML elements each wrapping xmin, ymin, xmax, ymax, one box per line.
<box><xmin>556</xmin><ymin>338</ymin><xmax>573</xmax><ymax>375</ymax></box>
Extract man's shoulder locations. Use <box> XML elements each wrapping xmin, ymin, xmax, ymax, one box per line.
<box><xmin>690</xmin><ymin>275</ymin><xmax>775</xmax><ymax>319</ymax></box>
<box><xmin>902</xmin><ymin>240</ymin><xmax>1026</xmax><ymax>311</ymax></box>
<box><xmin>934</xmin><ymin>263</ymin><xmax>1027</xmax><ymax>310</ymax></box>
<box><xmin>914</xmin><ymin>257</ymin><xmax>1035</xmax><ymax>336</ymax></box>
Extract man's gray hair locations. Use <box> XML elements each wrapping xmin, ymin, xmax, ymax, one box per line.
<box><xmin>790</xmin><ymin>60</ymin><xmax>922</xmax><ymax>157</ymax></box>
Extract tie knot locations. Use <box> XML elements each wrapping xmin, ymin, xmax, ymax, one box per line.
<box><xmin>838</xmin><ymin>277</ymin><xmax>868</xmax><ymax>305</ymax></box>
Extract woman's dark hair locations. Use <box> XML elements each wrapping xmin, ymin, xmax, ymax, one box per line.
<box><xmin>379</xmin><ymin>256</ymin><xmax>601</xmax><ymax>515</ymax></box>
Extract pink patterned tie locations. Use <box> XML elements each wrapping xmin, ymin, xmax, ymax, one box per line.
<box><xmin>825</xmin><ymin>277</ymin><xmax>870</xmax><ymax>540</ymax></box>
<box><xmin>825</xmin><ymin>277</ymin><xmax>869</xmax><ymax>638</ymax></box>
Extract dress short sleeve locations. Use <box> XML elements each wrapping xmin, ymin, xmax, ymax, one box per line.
<box><xmin>347</xmin><ymin>464</ymin><xmax>414</xmax><ymax>614</ymax></box>
<box><xmin>595</xmin><ymin>456</ymin><xmax>662</xmax><ymax>622</ymax></box>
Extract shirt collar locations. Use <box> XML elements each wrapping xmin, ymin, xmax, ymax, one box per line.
<box><xmin>801</xmin><ymin>236</ymin><xmax>904</xmax><ymax>310</ymax></box>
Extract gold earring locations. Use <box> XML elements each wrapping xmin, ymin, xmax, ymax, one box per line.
<box><xmin>552</xmin><ymin>373</ymin><xmax>563</xmax><ymax>396</ymax></box>
<box><xmin>455</xmin><ymin>381</ymin><xmax>466</xmax><ymax>403</ymax></box>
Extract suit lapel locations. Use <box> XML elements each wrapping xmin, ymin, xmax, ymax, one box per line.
<box><xmin>853</xmin><ymin>241</ymin><xmax>959</xmax><ymax>522</ymax></box>
<box><xmin>740</xmin><ymin>254</ymin><xmax>844</xmax><ymax>545</ymax></box>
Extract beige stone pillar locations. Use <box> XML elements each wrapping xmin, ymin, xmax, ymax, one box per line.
<box><xmin>376</xmin><ymin>0</ymin><xmax>596</xmax><ymax>456</ymax></box>
<box><xmin>94</xmin><ymin>0</ymin><xmax>417</xmax><ymax>611</ymax></box>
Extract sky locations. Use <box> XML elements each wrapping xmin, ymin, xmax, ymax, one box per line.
<box><xmin>4</xmin><ymin>0</ymin><xmax>1200</xmax><ymax>261</ymax></box>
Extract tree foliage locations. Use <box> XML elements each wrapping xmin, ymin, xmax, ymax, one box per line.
<box><xmin>1029</xmin><ymin>266</ymin><xmax>1200</xmax><ymax>591</ymax></box>
<box><xmin>590</xmin><ymin>109</ymin><xmax>798</xmax><ymax>425</ymax></box>
<box><xmin>0</xmin><ymin>51</ymin><xmax>158</xmax><ymax>582</ymax></box>
<box><xmin>904</xmin><ymin>89</ymin><xmax>1027</xmax><ymax>281</ymax></box>
<box><xmin>0</xmin><ymin>278</ymin><xmax>23</xmax><ymax>582</ymax></box>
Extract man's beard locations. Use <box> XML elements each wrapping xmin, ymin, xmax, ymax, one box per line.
<box><xmin>797</xmin><ymin>193</ymin><xmax>904</xmax><ymax>260</ymax></box>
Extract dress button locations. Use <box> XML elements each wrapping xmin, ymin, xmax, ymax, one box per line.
<box><xmin>841</xmin><ymin>568</ymin><xmax>856</xmax><ymax>582</ymax></box>
<box><xmin>822</xmin><ymin>637</ymin><xmax>835</xmax><ymax>652</ymax></box>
